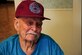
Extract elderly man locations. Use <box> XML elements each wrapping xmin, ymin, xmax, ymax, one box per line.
<box><xmin>0</xmin><ymin>0</ymin><xmax>64</xmax><ymax>55</ymax></box>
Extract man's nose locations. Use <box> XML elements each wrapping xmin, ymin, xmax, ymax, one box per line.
<box><xmin>31</xmin><ymin>25</ymin><xmax>37</xmax><ymax>31</ymax></box>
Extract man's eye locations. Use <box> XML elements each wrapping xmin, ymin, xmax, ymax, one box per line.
<box><xmin>36</xmin><ymin>23</ymin><xmax>42</xmax><ymax>28</ymax></box>
<box><xmin>27</xmin><ymin>21</ymin><xmax>33</xmax><ymax>26</ymax></box>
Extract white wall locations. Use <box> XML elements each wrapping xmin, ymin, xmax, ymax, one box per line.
<box><xmin>14</xmin><ymin>0</ymin><xmax>22</xmax><ymax>10</ymax></box>
<box><xmin>73</xmin><ymin>0</ymin><xmax>81</xmax><ymax>55</ymax></box>
<box><xmin>43</xmin><ymin>9</ymin><xmax>73</xmax><ymax>55</ymax></box>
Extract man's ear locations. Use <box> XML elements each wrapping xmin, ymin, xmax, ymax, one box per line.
<box><xmin>14</xmin><ymin>18</ymin><xmax>19</xmax><ymax>32</ymax></box>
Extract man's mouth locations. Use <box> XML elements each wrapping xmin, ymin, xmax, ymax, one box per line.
<box><xmin>26</xmin><ymin>33</ymin><xmax>37</xmax><ymax>36</ymax></box>
<box><xmin>25</xmin><ymin>32</ymin><xmax>38</xmax><ymax>41</ymax></box>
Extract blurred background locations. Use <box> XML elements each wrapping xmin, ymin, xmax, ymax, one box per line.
<box><xmin>0</xmin><ymin>0</ymin><xmax>81</xmax><ymax>55</ymax></box>
<box><xmin>0</xmin><ymin>0</ymin><xmax>16</xmax><ymax>41</ymax></box>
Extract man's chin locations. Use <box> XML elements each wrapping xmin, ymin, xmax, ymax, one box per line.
<box><xmin>25</xmin><ymin>37</ymin><xmax>34</xmax><ymax>42</ymax></box>
<box><xmin>25</xmin><ymin>34</ymin><xmax>37</xmax><ymax>42</ymax></box>
<box><xmin>25</xmin><ymin>39</ymin><xmax>33</xmax><ymax>43</ymax></box>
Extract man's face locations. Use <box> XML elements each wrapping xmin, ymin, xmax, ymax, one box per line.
<box><xmin>14</xmin><ymin>18</ymin><xmax>43</xmax><ymax>43</ymax></box>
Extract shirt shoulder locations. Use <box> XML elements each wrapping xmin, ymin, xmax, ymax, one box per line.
<box><xmin>0</xmin><ymin>34</ymin><xmax>18</xmax><ymax>45</ymax></box>
<box><xmin>40</xmin><ymin>33</ymin><xmax>56</xmax><ymax>43</ymax></box>
<box><xmin>37</xmin><ymin>33</ymin><xmax>64</xmax><ymax>55</ymax></box>
<box><xmin>0</xmin><ymin>34</ymin><xmax>19</xmax><ymax>55</ymax></box>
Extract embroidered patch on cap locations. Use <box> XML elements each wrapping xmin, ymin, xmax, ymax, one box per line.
<box><xmin>29</xmin><ymin>2</ymin><xmax>41</xmax><ymax>14</ymax></box>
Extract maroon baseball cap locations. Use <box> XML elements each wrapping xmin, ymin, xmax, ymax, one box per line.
<box><xmin>15</xmin><ymin>0</ymin><xmax>50</xmax><ymax>20</ymax></box>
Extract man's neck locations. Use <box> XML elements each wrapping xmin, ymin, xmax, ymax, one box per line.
<box><xmin>19</xmin><ymin>37</ymin><xmax>36</xmax><ymax>55</ymax></box>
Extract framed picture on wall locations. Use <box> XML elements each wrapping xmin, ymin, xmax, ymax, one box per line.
<box><xmin>36</xmin><ymin>0</ymin><xmax>73</xmax><ymax>9</ymax></box>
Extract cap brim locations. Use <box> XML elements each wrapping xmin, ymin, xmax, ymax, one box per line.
<box><xmin>16</xmin><ymin>15</ymin><xmax>51</xmax><ymax>20</ymax></box>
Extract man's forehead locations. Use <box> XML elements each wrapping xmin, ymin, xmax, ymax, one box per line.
<box><xmin>18</xmin><ymin>18</ymin><xmax>43</xmax><ymax>22</ymax></box>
